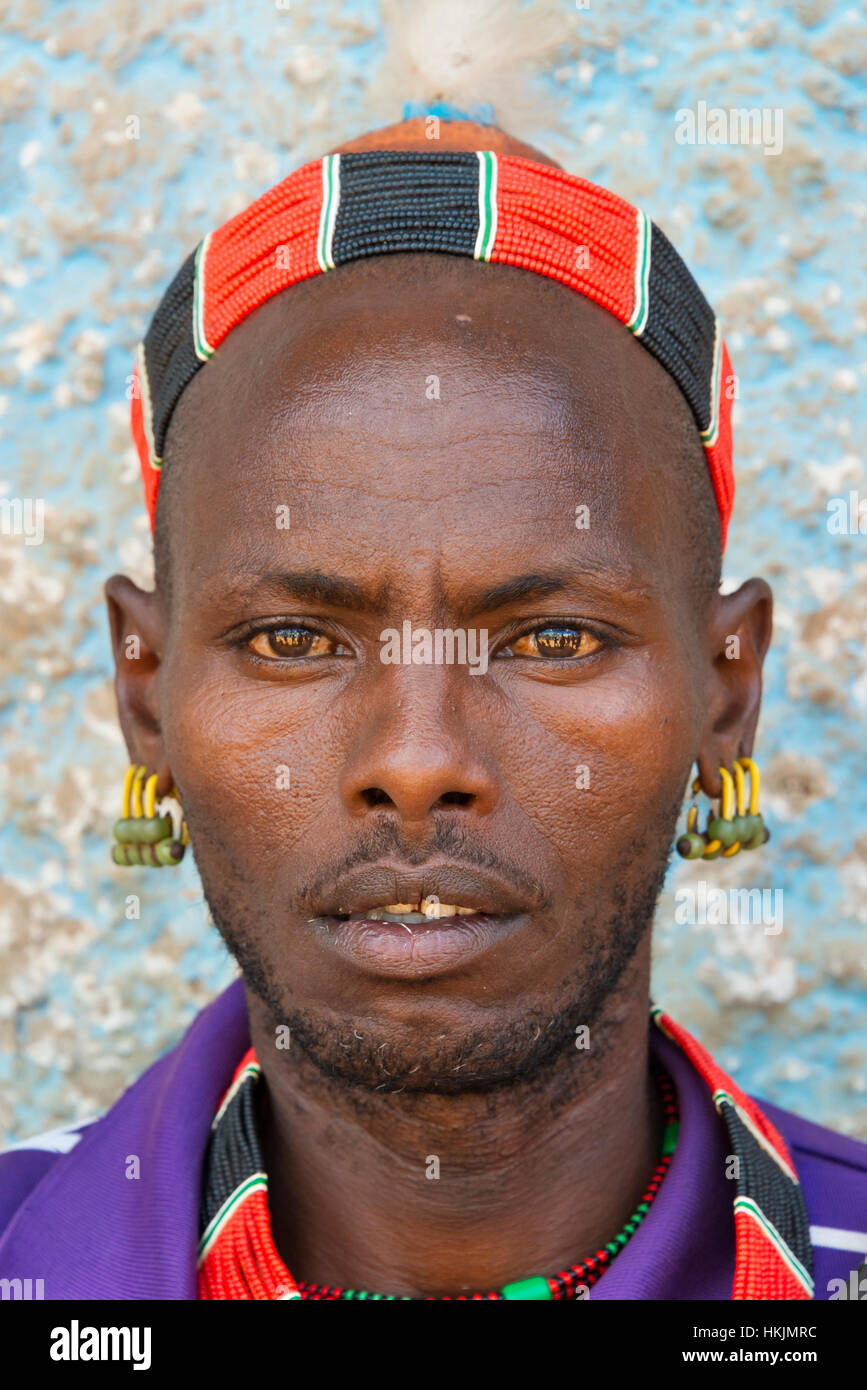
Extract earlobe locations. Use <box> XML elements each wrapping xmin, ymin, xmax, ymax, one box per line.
<box><xmin>695</xmin><ymin>577</ymin><xmax>773</xmax><ymax>798</ymax></box>
<box><xmin>104</xmin><ymin>573</ymin><xmax>167</xmax><ymax>770</ymax></box>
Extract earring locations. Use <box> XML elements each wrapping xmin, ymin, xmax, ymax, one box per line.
<box><xmin>111</xmin><ymin>763</ymin><xmax>188</xmax><ymax>867</ymax></box>
<box><xmin>676</xmin><ymin>756</ymin><xmax>770</xmax><ymax>861</ymax></box>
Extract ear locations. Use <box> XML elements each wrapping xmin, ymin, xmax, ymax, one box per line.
<box><xmin>104</xmin><ymin>574</ymin><xmax>172</xmax><ymax>791</ymax></box>
<box><xmin>696</xmin><ymin>578</ymin><xmax>773</xmax><ymax>800</ymax></box>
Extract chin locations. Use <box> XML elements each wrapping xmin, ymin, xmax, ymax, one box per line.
<box><xmin>249</xmin><ymin>982</ymin><xmax>613</xmax><ymax>1098</ymax></box>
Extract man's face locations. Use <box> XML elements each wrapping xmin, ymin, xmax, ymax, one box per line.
<box><xmin>130</xmin><ymin>257</ymin><xmax>723</xmax><ymax>1091</ymax></box>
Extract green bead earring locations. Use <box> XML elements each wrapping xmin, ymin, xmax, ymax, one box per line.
<box><xmin>676</xmin><ymin>757</ymin><xmax>770</xmax><ymax>861</ymax></box>
<box><xmin>675</xmin><ymin>793</ymin><xmax>706</xmax><ymax>860</ymax></box>
<box><xmin>111</xmin><ymin>764</ymin><xmax>188</xmax><ymax>868</ymax></box>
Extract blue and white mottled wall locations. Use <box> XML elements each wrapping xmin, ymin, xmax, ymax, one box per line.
<box><xmin>0</xmin><ymin>0</ymin><xmax>865</xmax><ymax>1142</ymax></box>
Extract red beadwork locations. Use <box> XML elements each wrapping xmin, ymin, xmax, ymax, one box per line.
<box><xmin>199</xmin><ymin>1055</ymin><xmax>679</xmax><ymax>1302</ymax></box>
<box><xmin>134</xmin><ymin>152</ymin><xmax>735</xmax><ymax>547</ymax></box>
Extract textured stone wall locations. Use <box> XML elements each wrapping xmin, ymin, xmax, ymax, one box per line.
<box><xmin>1</xmin><ymin>0</ymin><xmax>865</xmax><ymax>1142</ymax></box>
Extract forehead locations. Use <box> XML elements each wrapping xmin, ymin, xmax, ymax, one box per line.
<box><xmin>162</xmin><ymin>255</ymin><xmax>700</xmax><ymax>608</ymax></box>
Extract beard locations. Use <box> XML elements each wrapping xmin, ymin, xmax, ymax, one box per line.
<box><xmin>198</xmin><ymin>802</ymin><xmax>679</xmax><ymax>1099</ymax></box>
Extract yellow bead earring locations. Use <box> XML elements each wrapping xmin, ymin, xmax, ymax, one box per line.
<box><xmin>676</xmin><ymin>756</ymin><xmax>770</xmax><ymax>861</ymax></box>
<box><xmin>111</xmin><ymin>763</ymin><xmax>188</xmax><ymax>867</ymax></box>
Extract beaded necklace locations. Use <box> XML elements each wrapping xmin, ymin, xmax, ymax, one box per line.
<box><xmin>198</xmin><ymin>1054</ymin><xmax>678</xmax><ymax>1301</ymax></box>
<box><xmin>198</xmin><ymin>1008</ymin><xmax>815</xmax><ymax>1301</ymax></box>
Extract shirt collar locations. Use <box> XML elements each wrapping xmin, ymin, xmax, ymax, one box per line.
<box><xmin>0</xmin><ymin>981</ymin><xmax>813</xmax><ymax>1299</ymax></box>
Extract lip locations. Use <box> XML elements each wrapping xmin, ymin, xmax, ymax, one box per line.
<box><xmin>308</xmin><ymin>861</ymin><xmax>539</xmax><ymax>979</ymax></box>
<box><xmin>315</xmin><ymin>860</ymin><xmax>536</xmax><ymax>921</ymax></box>
<box><xmin>315</xmin><ymin>910</ymin><xmax>528</xmax><ymax>979</ymax></box>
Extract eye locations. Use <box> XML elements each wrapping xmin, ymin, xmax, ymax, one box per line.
<box><xmin>247</xmin><ymin>626</ymin><xmax>344</xmax><ymax>660</ymax></box>
<box><xmin>505</xmin><ymin>624</ymin><xmax>604</xmax><ymax>660</ymax></box>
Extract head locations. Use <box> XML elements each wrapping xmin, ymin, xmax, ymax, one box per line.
<box><xmin>106</xmin><ymin>121</ymin><xmax>771</xmax><ymax>1095</ymax></box>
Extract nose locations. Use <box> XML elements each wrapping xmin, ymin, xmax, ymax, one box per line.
<box><xmin>338</xmin><ymin>669</ymin><xmax>500</xmax><ymax>825</ymax></box>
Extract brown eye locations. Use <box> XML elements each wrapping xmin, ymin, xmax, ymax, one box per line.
<box><xmin>248</xmin><ymin>627</ymin><xmax>339</xmax><ymax>660</ymax></box>
<box><xmin>509</xmin><ymin>626</ymin><xmax>603</xmax><ymax>660</ymax></box>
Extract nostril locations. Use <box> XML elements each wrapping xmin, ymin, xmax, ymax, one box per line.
<box><xmin>439</xmin><ymin>791</ymin><xmax>473</xmax><ymax>807</ymax></box>
<box><xmin>362</xmin><ymin>788</ymin><xmax>393</xmax><ymax>808</ymax></box>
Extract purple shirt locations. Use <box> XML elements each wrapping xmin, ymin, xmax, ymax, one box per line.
<box><xmin>1</xmin><ymin>979</ymin><xmax>865</xmax><ymax>1299</ymax></box>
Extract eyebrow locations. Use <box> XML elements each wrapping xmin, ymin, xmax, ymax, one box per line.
<box><xmin>224</xmin><ymin>564</ymin><xmax>653</xmax><ymax>619</ymax></box>
<box><xmin>232</xmin><ymin>570</ymin><xmax>393</xmax><ymax>614</ymax></box>
<box><xmin>456</xmin><ymin>567</ymin><xmax>654</xmax><ymax>617</ymax></box>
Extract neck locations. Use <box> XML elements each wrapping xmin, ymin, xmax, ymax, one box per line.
<box><xmin>247</xmin><ymin>952</ymin><xmax>661</xmax><ymax>1298</ymax></box>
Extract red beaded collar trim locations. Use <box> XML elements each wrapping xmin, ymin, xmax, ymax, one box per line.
<box><xmin>197</xmin><ymin>1008</ymin><xmax>813</xmax><ymax>1301</ymax></box>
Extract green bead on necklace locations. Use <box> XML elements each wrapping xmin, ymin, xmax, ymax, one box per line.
<box><xmin>312</xmin><ymin>1097</ymin><xmax>680</xmax><ymax>1303</ymax></box>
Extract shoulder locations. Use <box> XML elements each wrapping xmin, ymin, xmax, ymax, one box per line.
<box><xmin>0</xmin><ymin>1118</ymin><xmax>98</xmax><ymax>1236</ymax></box>
<box><xmin>756</xmin><ymin>1095</ymin><xmax>867</xmax><ymax>1296</ymax></box>
<box><xmin>759</xmin><ymin>1095</ymin><xmax>867</xmax><ymax>1185</ymax></box>
<box><xmin>0</xmin><ymin>981</ymin><xmax>249</xmax><ymax>1296</ymax></box>
<box><xmin>0</xmin><ymin>979</ymin><xmax>248</xmax><ymax>1237</ymax></box>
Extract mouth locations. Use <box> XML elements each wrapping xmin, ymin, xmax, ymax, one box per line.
<box><xmin>333</xmin><ymin>897</ymin><xmax>483</xmax><ymax>925</ymax></box>
<box><xmin>311</xmin><ymin>902</ymin><xmax>528</xmax><ymax>980</ymax></box>
<box><xmin>309</xmin><ymin>865</ymin><xmax>537</xmax><ymax>979</ymax></box>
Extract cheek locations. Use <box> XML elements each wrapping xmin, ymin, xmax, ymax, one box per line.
<box><xmin>160</xmin><ymin>640</ymin><xmax>699</xmax><ymax>883</ymax></box>
<box><xmin>503</xmin><ymin>651</ymin><xmax>699</xmax><ymax>864</ymax></box>
<box><xmin>160</xmin><ymin>657</ymin><xmax>351</xmax><ymax>864</ymax></box>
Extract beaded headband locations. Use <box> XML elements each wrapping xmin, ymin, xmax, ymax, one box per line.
<box><xmin>131</xmin><ymin>149</ymin><xmax>735</xmax><ymax>545</ymax></box>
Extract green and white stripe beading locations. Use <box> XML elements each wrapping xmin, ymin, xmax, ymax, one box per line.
<box><xmin>701</xmin><ymin>319</ymin><xmax>723</xmax><ymax>447</ymax></box>
<box><xmin>135</xmin><ymin>340</ymin><xmax>159</xmax><ymax>468</ymax></box>
<box><xmin>317</xmin><ymin>153</ymin><xmax>341</xmax><ymax>273</ymax></box>
<box><xmin>193</xmin><ymin>233</ymin><xmax>215</xmax><ymax>362</ymax></box>
<box><xmin>210</xmin><ymin>1058</ymin><xmax>261</xmax><ymax>1132</ymax></box>
<box><xmin>198</xmin><ymin>1172</ymin><xmax>268</xmax><ymax>1264</ymax></box>
<box><xmin>474</xmin><ymin>151</ymin><xmax>498</xmax><ymax>263</ymax></box>
<box><xmin>626</xmin><ymin>208</ymin><xmax>652</xmax><ymax>338</ymax></box>
<box><xmin>734</xmin><ymin>1196</ymin><xmax>814</xmax><ymax>1297</ymax></box>
<box><xmin>713</xmin><ymin>1088</ymin><xmax>799</xmax><ymax>1184</ymax></box>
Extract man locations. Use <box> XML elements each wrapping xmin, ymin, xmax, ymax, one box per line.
<box><xmin>1</xmin><ymin>114</ymin><xmax>865</xmax><ymax>1301</ymax></box>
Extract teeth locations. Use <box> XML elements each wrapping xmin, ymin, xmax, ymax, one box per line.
<box><xmin>417</xmin><ymin>898</ymin><xmax>480</xmax><ymax>918</ymax></box>
<box><xmin>356</xmin><ymin>898</ymin><xmax>481</xmax><ymax>922</ymax></box>
<box><xmin>364</xmin><ymin>911</ymin><xmax>430</xmax><ymax>923</ymax></box>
